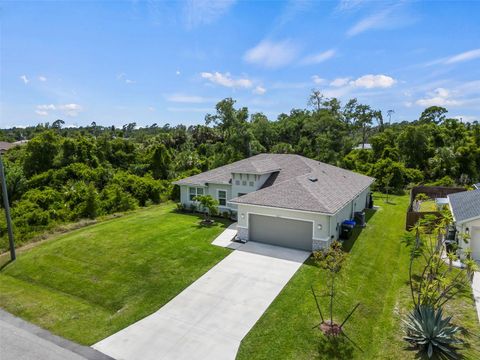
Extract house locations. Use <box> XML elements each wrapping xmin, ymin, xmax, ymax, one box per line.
<box><xmin>448</xmin><ymin>189</ymin><xmax>480</xmax><ymax>261</ymax></box>
<box><xmin>0</xmin><ymin>140</ymin><xmax>28</xmax><ymax>154</ymax></box>
<box><xmin>474</xmin><ymin>183</ymin><xmax>480</xmax><ymax>190</ymax></box>
<box><xmin>174</xmin><ymin>154</ymin><xmax>374</xmax><ymax>251</ymax></box>
<box><xmin>353</xmin><ymin>143</ymin><xmax>372</xmax><ymax>150</ymax></box>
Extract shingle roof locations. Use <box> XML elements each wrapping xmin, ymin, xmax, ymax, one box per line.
<box><xmin>175</xmin><ymin>154</ymin><xmax>374</xmax><ymax>215</ymax></box>
<box><xmin>448</xmin><ymin>189</ymin><xmax>480</xmax><ymax>223</ymax></box>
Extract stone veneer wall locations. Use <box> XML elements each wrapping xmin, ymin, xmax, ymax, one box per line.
<box><xmin>237</xmin><ymin>227</ymin><xmax>249</xmax><ymax>242</ymax></box>
<box><xmin>312</xmin><ymin>239</ymin><xmax>330</xmax><ymax>251</ymax></box>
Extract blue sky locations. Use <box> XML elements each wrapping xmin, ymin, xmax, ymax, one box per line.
<box><xmin>1</xmin><ymin>0</ymin><xmax>480</xmax><ymax>128</ymax></box>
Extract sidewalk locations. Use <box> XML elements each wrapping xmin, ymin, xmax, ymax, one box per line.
<box><xmin>0</xmin><ymin>309</ymin><xmax>112</xmax><ymax>360</ymax></box>
<box><xmin>473</xmin><ymin>271</ymin><xmax>480</xmax><ymax>323</ymax></box>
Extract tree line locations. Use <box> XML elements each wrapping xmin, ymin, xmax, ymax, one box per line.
<box><xmin>1</xmin><ymin>92</ymin><xmax>479</xmax><ymax>250</ymax></box>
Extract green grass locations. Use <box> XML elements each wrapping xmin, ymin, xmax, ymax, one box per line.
<box><xmin>0</xmin><ymin>203</ymin><xmax>231</xmax><ymax>345</ymax></box>
<box><xmin>237</xmin><ymin>194</ymin><xmax>480</xmax><ymax>359</ymax></box>
<box><xmin>418</xmin><ymin>200</ymin><xmax>437</xmax><ymax>212</ymax></box>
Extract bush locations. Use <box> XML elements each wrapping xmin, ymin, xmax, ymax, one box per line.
<box><xmin>100</xmin><ymin>184</ymin><xmax>138</xmax><ymax>213</ymax></box>
<box><xmin>404</xmin><ymin>306</ymin><xmax>463</xmax><ymax>359</ymax></box>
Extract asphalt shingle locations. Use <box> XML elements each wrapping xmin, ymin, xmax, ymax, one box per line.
<box><xmin>448</xmin><ymin>189</ymin><xmax>480</xmax><ymax>223</ymax></box>
<box><xmin>174</xmin><ymin>154</ymin><xmax>375</xmax><ymax>215</ymax></box>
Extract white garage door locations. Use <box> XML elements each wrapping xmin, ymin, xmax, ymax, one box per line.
<box><xmin>471</xmin><ymin>226</ymin><xmax>480</xmax><ymax>261</ymax></box>
<box><xmin>249</xmin><ymin>214</ymin><xmax>313</xmax><ymax>251</ymax></box>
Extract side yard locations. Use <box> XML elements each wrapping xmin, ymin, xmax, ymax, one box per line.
<box><xmin>0</xmin><ymin>203</ymin><xmax>232</xmax><ymax>345</ymax></box>
<box><xmin>237</xmin><ymin>194</ymin><xmax>480</xmax><ymax>359</ymax></box>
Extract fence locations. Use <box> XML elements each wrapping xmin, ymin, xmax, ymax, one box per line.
<box><xmin>405</xmin><ymin>186</ymin><xmax>467</xmax><ymax>230</ymax></box>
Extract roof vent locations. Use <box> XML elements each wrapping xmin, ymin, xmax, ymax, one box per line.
<box><xmin>308</xmin><ymin>177</ymin><xmax>318</xmax><ymax>182</ymax></box>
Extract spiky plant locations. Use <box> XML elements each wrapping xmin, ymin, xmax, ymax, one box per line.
<box><xmin>404</xmin><ymin>306</ymin><xmax>463</xmax><ymax>359</ymax></box>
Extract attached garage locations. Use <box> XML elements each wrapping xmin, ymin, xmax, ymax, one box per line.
<box><xmin>249</xmin><ymin>214</ymin><xmax>313</xmax><ymax>251</ymax></box>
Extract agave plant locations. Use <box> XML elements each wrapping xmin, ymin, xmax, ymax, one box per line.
<box><xmin>404</xmin><ymin>306</ymin><xmax>463</xmax><ymax>359</ymax></box>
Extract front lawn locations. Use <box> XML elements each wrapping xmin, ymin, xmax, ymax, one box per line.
<box><xmin>0</xmin><ymin>203</ymin><xmax>231</xmax><ymax>345</ymax></box>
<box><xmin>237</xmin><ymin>194</ymin><xmax>480</xmax><ymax>359</ymax></box>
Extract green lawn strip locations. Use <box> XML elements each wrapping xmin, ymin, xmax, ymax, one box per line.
<box><xmin>237</xmin><ymin>194</ymin><xmax>479</xmax><ymax>359</ymax></box>
<box><xmin>0</xmin><ymin>203</ymin><xmax>232</xmax><ymax>345</ymax></box>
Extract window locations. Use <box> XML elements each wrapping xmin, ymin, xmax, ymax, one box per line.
<box><xmin>242</xmin><ymin>180</ymin><xmax>247</xmax><ymax>186</ymax></box>
<box><xmin>218</xmin><ymin>190</ymin><xmax>227</xmax><ymax>206</ymax></box>
<box><xmin>189</xmin><ymin>187</ymin><xmax>203</xmax><ymax>201</ymax></box>
<box><xmin>249</xmin><ymin>181</ymin><xmax>254</xmax><ymax>187</ymax></box>
<box><xmin>235</xmin><ymin>180</ymin><xmax>240</xmax><ymax>185</ymax></box>
<box><xmin>238</xmin><ymin>193</ymin><xmax>246</xmax><ymax>197</ymax></box>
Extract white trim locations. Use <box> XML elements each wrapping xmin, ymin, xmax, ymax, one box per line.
<box><xmin>246</xmin><ymin>211</ymin><xmax>315</xmax><ymax>240</ymax></box>
<box><xmin>455</xmin><ymin>215</ymin><xmax>480</xmax><ymax>225</ymax></box>
<box><xmin>216</xmin><ymin>189</ymin><xmax>227</xmax><ymax>207</ymax></box>
<box><xmin>231</xmin><ymin>169</ymin><xmax>281</xmax><ymax>176</ymax></box>
<box><xmin>229</xmin><ymin>201</ymin><xmax>334</xmax><ymax>216</ymax></box>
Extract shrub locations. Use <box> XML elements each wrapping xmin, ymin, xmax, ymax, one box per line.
<box><xmin>100</xmin><ymin>184</ymin><xmax>138</xmax><ymax>213</ymax></box>
<box><xmin>404</xmin><ymin>306</ymin><xmax>463</xmax><ymax>359</ymax></box>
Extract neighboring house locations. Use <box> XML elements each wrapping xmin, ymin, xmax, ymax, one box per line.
<box><xmin>0</xmin><ymin>141</ymin><xmax>15</xmax><ymax>154</ymax></box>
<box><xmin>0</xmin><ymin>140</ymin><xmax>28</xmax><ymax>154</ymax></box>
<box><xmin>448</xmin><ymin>189</ymin><xmax>480</xmax><ymax>261</ymax></box>
<box><xmin>474</xmin><ymin>183</ymin><xmax>480</xmax><ymax>190</ymax></box>
<box><xmin>353</xmin><ymin>143</ymin><xmax>372</xmax><ymax>150</ymax></box>
<box><xmin>174</xmin><ymin>154</ymin><xmax>374</xmax><ymax>251</ymax></box>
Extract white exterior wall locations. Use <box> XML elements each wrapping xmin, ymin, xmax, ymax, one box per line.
<box><xmin>231</xmin><ymin>172</ymin><xmax>269</xmax><ymax>198</ymax></box>
<box><xmin>455</xmin><ymin>217</ymin><xmax>480</xmax><ymax>260</ymax></box>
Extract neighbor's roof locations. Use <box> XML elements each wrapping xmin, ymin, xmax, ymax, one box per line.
<box><xmin>353</xmin><ymin>143</ymin><xmax>372</xmax><ymax>150</ymax></box>
<box><xmin>175</xmin><ymin>154</ymin><xmax>374</xmax><ymax>215</ymax></box>
<box><xmin>0</xmin><ymin>141</ymin><xmax>15</xmax><ymax>152</ymax></box>
<box><xmin>448</xmin><ymin>189</ymin><xmax>480</xmax><ymax>223</ymax></box>
<box><xmin>474</xmin><ymin>183</ymin><xmax>480</xmax><ymax>190</ymax></box>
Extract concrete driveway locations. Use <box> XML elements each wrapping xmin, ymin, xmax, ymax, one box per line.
<box><xmin>93</xmin><ymin>242</ymin><xmax>310</xmax><ymax>360</ymax></box>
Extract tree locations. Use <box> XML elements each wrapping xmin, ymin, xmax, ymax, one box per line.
<box><xmin>150</xmin><ymin>144</ymin><xmax>172</xmax><ymax>179</ymax></box>
<box><xmin>52</xmin><ymin>119</ymin><xmax>65</xmax><ymax>129</ymax></box>
<box><xmin>23</xmin><ymin>131</ymin><xmax>60</xmax><ymax>177</ymax></box>
<box><xmin>193</xmin><ymin>195</ymin><xmax>218</xmax><ymax>222</ymax></box>
<box><xmin>419</xmin><ymin>106</ymin><xmax>448</xmax><ymax>125</ymax></box>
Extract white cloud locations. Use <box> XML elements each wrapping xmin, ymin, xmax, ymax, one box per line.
<box><xmin>117</xmin><ymin>73</ymin><xmax>135</xmax><ymax>84</ymax></box>
<box><xmin>35</xmin><ymin>103</ymin><xmax>83</xmax><ymax>117</ymax></box>
<box><xmin>176</xmin><ymin>70</ymin><xmax>181</xmax><ymax>75</ymax></box>
<box><xmin>148</xmin><ymin>106</ymin><xmax>156</xmax><ymax>112</ymax></box>
<box><xmin>336</xmin><ymin>0</ymin><xmax>367</xmax><ymax>12</ymax></box>
<box><xmin>243</xmin><ymin>40</ymin><xmax>299</xmax><ymax>68</ymax></box>
<box><xmin>415</xmin><ymin>88</ymin><xmax>461</xmax><ymax>107</ymax></box>
<box><xmin>20</xmin><ymin>75</ymin><xmax>29</xmax><ymax>84</ymax></box>
<box><xmin>312</xmin><ymin>75</ymin><xmax>326</xmax><ymax>85</ymax></box>
<box><xmin>301</xmin><ymin>49</ymin><xmax>336</xmax><ymax>65</ymax></box>
<box><xmin>58</xmin><ymin>103</ymin><xmax>83</xmax><ymax>116</ymax></box>
<box><xmin>425</xmin><ymin>49</ymin><xmax>480</xmax><ymax>67</ymax></box>
<box><xmin>166</xmin><ymin>93</ymin><xmax>212</xmax><ymax>103</ymax></box>
<box><xmin>330</xmin><ymin>77</ymin><xmax>351</xmax><ymax>87</ymax></box>
<box><xmin>253</xmin><ymin>86</ymin><xmax>266</xmax><ymax>95</ymax></box>
<box><xmin>167</xmin><ymin>107</ymin><xmax>212</xmax><ymax>113</ymax></box>
<box><xmin>184</xmin><ymin>0</ymin><xmax>236</xmax><ymax>28</ymax></box>
<box><xmin>453</xmin><ymin>115</ymin><xmax>478</xmax><ymax>123</ymax></box>
<box><xmin>201</xmin><ymin>72</ymin><xmax>253</xmax><ymax>88</ymax></box>
<box><xmin>350</xmin><ymin>74</ymin><xmax>396</xmax><ymax>89</ymax></box>
<box><xmin>38</xmin><ymin>76</ymin><xmax>47</xmax><ymax>82</ymax></box>
<box><xmin>346</xmin><ymin>5</ymin><xmax>413</xmax><ymax>37</ymax></box>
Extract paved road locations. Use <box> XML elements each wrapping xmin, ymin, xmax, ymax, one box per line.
<box><xmin>0</xmin><ymin>310</ymin><xmax>112</xmax><ymax>360</ymax></box>
<box><xmin>94</xmin><ymin>242</ymin><xmax>310</xmax><ymax>360</ymax></box>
